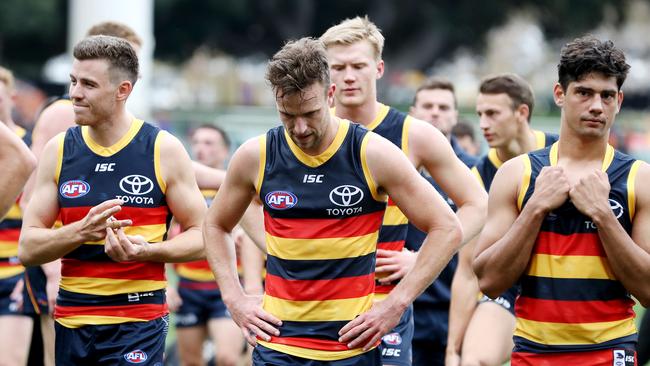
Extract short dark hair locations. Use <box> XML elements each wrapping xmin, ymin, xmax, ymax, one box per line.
<box><xmin>479</xmin><ymin>73</ymin><xmax>534</xmax><ymax>122</ymax></box>
<box><xmin>86</xmin><ymin>21</ymin><xmax>142</xmax><ymax>49</ymax></box>
<box><xmin>412</xmin><ymin>76</ymin><xmax>456</xmax><ymax>108</ymax></box>
<box><xmin>451</xmin><ymin>120</ymin><xmax>475</xmax><ymax>141</ymax></box>
<box><xmin>558</xmin><ymin>35</ymin><xmax>630</xmax><ymax>91</ymax></box>
<box><xmin>265</xmin><ymin>37</ymin><xmax>330</xmax><ymax>98</ymax></box>
<box><xmin>192</xmin><ymin>124</ymin><xmax>231</xmax><ymax>148</ymax></box>
<box><xmin>73</xmin><ymin>35</ymin><xmax>139</xmax><ymax>85</ymax></box>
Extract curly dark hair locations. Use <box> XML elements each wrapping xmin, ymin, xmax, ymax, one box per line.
<box><xmin>558</xmin><ymin>35</ymin><xmax>630</xmax><ymax>91</ymax></box>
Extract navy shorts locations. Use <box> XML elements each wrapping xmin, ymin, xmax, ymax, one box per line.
<box><xmin>380</xmin><ymin>304</ymin><xmax>413</xmax><ymax>365</ymax></box>
<box><xmin>252</xmin><ymin>344</ymin><xmax>381</xmax><ymax>365</ymax></box>
<box><xmin>174</xmin><ymin>286</ymin><xmax>230</xmax><ymax>327</ymax></box>
<box><xmin>0</xmin><ymin>273</ymin><xmax>24</xmax><ymax>316</ymax></box>
<box><xmin>55</xmin><ymin>315</ymin><xmax>168</xmax><ymax>365</ymax></box>
<box><xmin>23</xmin><ymin>266</ymin><xmax>49</xmax><ymax>315</ymax></box>
<box><xmin>478</xmin><ymin>285</ymin><xmax>518</xmax><ymax>316</ymax></box>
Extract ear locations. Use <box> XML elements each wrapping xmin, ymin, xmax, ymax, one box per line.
<box><xmin>327</xmin><ymin>83</ymin><xmax>336</xmax><ymax>107</ymax></box>
<box><xmin>116</xmin><ymin>80</ymin><xmax>133</xmax><ymax>102</ymax></box>
<box><xmin>616</xmin><ymin>89</ymin><xmax>624</xmax><ymax>113</ymax></box>
<box><xmin>553</xmin><ymin>83</ymin><xmax>565</xmax><ymax>107</ymax></box>
<box><xmin>376</xmin><ymin>59</ymin><xmax>385</xmax><ymax>80</ymax></box>
<box><xmin>516</xmin><ymin>103</ymin><xmax>530</xmax><ymax>124</ymax></box>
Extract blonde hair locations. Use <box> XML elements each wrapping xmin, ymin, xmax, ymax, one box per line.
<box><xmin>0</xmin><ymin>66</ymin><xmax>15</xmax><ymax>92</ymax></box>
<box><xmin>86</xmin><ymin>21</ymin><xmax>142</xmax><ymax>49</ymax></box>
<box><xmin>320</xmin><ymin>16</ymin><xmax>384</xmax><ymax>61</ymax></box>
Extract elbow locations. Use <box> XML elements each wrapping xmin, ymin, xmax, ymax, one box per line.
<box><xmin>18</xmin><ymin>242</ymin><xmax>38</xmax><ymax>267</ymax></box>
<box><xmin>476</xmin><ymin>276</ymin><xmax>503</xmax><ymax>300</ymax></box>
<box><xmin>19</xmin><ymin>151</ymin><xmax>37</xmax><ymax>178</ymax></box>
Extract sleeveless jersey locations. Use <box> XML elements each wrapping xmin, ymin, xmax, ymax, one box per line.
<box><xmin>472</xmin><ymin>131</ymin><xmax>558</xmax><ymax>191</ymax></box>
<box><xmin>54</xmin><ymin>119</ymin><xmax>171</xmax><ymax>328</ymax></box>
<box><xmin>514</xmin><ymin>142</ymin><xmax>639</xmax><ymax>353</ymax></box>
<box><xmin>257</xmin><ymin>119</ymin><xmax>386</xmax><ymax>361</ymax></box>
<box><xmin>368</xmin><ymin>103</ymin><xmax>412</xmax><ymax>300</ymax></box>
<box><xmin>0</xmin><ymin>126</ymin><xmax>31</xmax><ymax>279</ymax></box>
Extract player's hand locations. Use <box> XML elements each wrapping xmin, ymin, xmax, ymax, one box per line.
<box><xmin>569</xmin><ymin>170</ymin><xmax>611</xmax><ymax>219</ymax></box>
<box><xmin>528</xmin><ymin>166</ymin><xmax>570</xmax><ymax>213</ymax></box>
<box><xmin>375</xmin><ymin>248</ymin><xmax>417</xmax><ymax>283</ymax></box>
<box><xmin>104</xmin><ymin>227</ymin><xmax>149</xmax><ymax>262</ymax></box>
<box><xmin>9</xmin><ymin>278</ymin><xmax>24</xmax><ymax>311</ymax></box>
<box><xmin>166</xmin><ymin>285</ymin><xmax>183</xmax><ymax>312</ymax></box>
<box><xmin>227</xmin><ymin>294</ymin><xmax>282</xmax><ymax>347</ymax></box>
<box><xmin>338</xmin><ymin>298</ymin><xmax>404</xmax><ymax>351</ymax></box>
<box><xmin>78</xmin><ymin>199</ymin><xmax>132</xmax><ymax>241</ymax></box>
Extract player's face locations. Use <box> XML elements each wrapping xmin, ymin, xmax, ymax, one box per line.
<box><xmin>276</xmin><ymin>82</ymin><xmax>335</xmax><ymax>154</ymax></box>
<box><xmin>69</xmin><ymin>58</ymin><xmax>119</xmax><ymax>126</ymax></box>
<box><xmin>0</xmin><ymin>81</ymin><xmax>14</xmax><ymax>123</ymax></box>
<box><xmin>410</xmin><ymin>88</ymin><xmax>458</xmax><ymax>136</ymax></box>
<box><xmin>327</xmin><ymin>40</ymin><xmax>383</xmax><ymax>109</ymax></box>
<box><xmin>476</xmin><ymin>93</ymin><xmax>521</xmax><ymax>148</ymax></box>
<box><xmin>554</xmin><ymin>72</ymin><xmax>622</xmax><ymax>139</ymax></box>
<box><xmin>191</xmin><ymin>128</ymin><xmax>229</xmax><ymax>169</ymax></box>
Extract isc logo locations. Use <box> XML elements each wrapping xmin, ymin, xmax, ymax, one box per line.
<box><xmin>124</xmin><ymin>350</ymin><xmax>148</xmax><ymax>363</ymax></box>
<box><xmin>265</xmin><ymin>191</ymin><xmax>298</xmax><ymax>210</ymax></box>
<box><xmin>95</xmin><ymin>163</ymin><xmax>115</xmax><ymax>172</ymax></box>
<box><xmin>59</xmin><ymin>180</ymin><xmax>90</xmax><ymax>198</ymax></box>
<box><xmin>303</xmin><ymin>174</ymin><xmax>323</xmax><ymax>183</ymax></box>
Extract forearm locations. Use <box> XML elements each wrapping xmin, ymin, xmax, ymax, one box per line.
<box><xmin>446</xmin><ymin>246</ymin><xmax>479</xmax><ymax>355</ymax></box>
<box><xmin>19</xmin><ymin>224</ymin><xmax>84</xmax><ymax>266</ymax></box>
<box><xmin>240</xmin><ymin>234</ymin><xmax>265</xmax><ymax>295</ymax></box>
<box><xmin>193</xmin><ymin>161</ymin><xmax>225</xmax><ymax>190</ymax></box>
<box><xmin>146</xmin><ymin>227</ymin><xmax>204</xmax><ymax>262</ymax></box>
<box><xmin>239</xmin><ymin>202</ymin><xmax>267</xmax><ymax>251</ymax></box>
<box><xmin>455</xmin><ymin>200</ymin><xmax>487</xmax><ymax>246</ymax></box>
<box><xmin>204</xmin><ymin>222</ymin><xmax>246</xmax><ymax>304</ymax></box>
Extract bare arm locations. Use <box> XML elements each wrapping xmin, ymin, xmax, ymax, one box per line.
<box><xmin>238</xmin><ymin>199</ymin><xmax>266</xmax><ymax>252</ymax></box>
<box><xmin>473</xmin><ymin>159</ymin><xmax>570</xmax><ymax>298</ymax></box>
<box><xmin>0</xmin><ymin>122</ymin><xmax>36</xmax><ymax>217</ymax></box>
<box><xmin>340</xmin><ymin>132</ymin><xmax>463</xmax><ymax>350</ymax></box>
<box><xmin>235</xmin><ymin>226</ymin><xmax>265</xmax><ymax>295</ymax></box>
<box><xmin>410</xmin><ymin>119</ymin><xmax>487</xmax><ymax>245</ymax></box>
<box><xmin>193</xmin><ymin>161</ymin><xmax>226</xmax><ymax>190</ymax></box>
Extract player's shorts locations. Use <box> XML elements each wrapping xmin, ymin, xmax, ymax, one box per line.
<box><xmin>252</xmin><ymin>344</ymin><xmax>381</xmax><ymax>366</ymax></box>
<box><xmin>0</xmin><ymin>273</ymin><xmax>25</xmax><ymax>316</ymax></box>
<box><xmin>174</xmin><ymin>285</ymin><xmax>230</xmax><ymax>328</ymax></box>
<box><xmin>23</xmin><ymin>266</ymin><xmax>49</xmax><ymax>315</ymax></box>
<box><xmin>478</xmin><ymin>285</ymin><xmax>518</xmax><ymax>316</ymax></box>
<box><xmin>380</xmin><ymin>304</ymin><xmax>413</xmax><ymax>366</ymax></box>
<box><xmin>54</xmin><ymin>315</ymin><xmax>168</xmax><ymax>366</ymax></box>
<box><xmin>511</xmin><ymin>347</ymin><xmax>637</xmax><ymax>366</ymax></box>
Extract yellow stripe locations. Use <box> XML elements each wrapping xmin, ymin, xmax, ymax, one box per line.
<box><xmin>487</xmin><ymin>148</ymin><xmax>504</xmax><ymax>169</ymax></box>
<box><xmin>382</xmin><ymin>205</ymin><xmax>408</xmax><ymax>226</ymax></box>
<box><xmin>527</xmin><ymin>254</ymin><xmax>615</xmax><ymax>279</ymax></box>
<box><xmin>154</xmin><ymin>130</ymin><xmax>167</xmax><ymax>194</ymax></box>
<box><xmin>360</xmin><ymin>133</ymin><xmax>384</xmax><ymax>202</ymax></box>
<box><xmin>81</xmin><ymin>119</ymin><xmax>143</xmax><ymax>157</ymax></box>
<box><xmin>201</xmin><ymin>189</ymin><xmax>218</xmax><ymax>198</ymax></box>
<box><xmin>514</xmin><ymin>316</ymin><xmax>636</xmax><ymax>345</ymax></box>
<box><xmin>518</xmin><ymin>155</ymin><xmax>532</xmax><ymax>211</ymax></box>
<box><xmin>59</xmin><ymin>277</ymin><xmax>166</xmax><ymax>296</ymax></box>
<box><xmin>367</xmin><ymin>104</ymin><xmax>390</xmax><ymax>131</ymax></box>
<box><xmin>549</xmin><ymin>142</ymin><xmax>559</xmax><ymax>166</ymax></box>
<box><xmin>54</xmin><ymin>132</ymin><xmax>65</xmax><ymax>184</ymax></box>
<box><xmin>258</xmin><ymin>340</ymin><xmax>369</xmax><ymax>361</ymax></box>
<box><xmin>471</xmin><ymin>167</ymin><xmax>486</xmax><ymax>190</ymax></box>
<box><xmin>56</xmin><ymin>316</ymin><xmax>150</xmax><ymax>329</ymax></box>
<box><xmin>533</xmin><ymin>130</ymin><xmax>546</xmax><ymax>148</ymax></box>
<box><xmin>0</xmin><ymin>266</ymin><xmax>25</xmax><ymax>279</ymax></box>
<box><xmin>283</xmin><ymin>119</ymin><xmax>349</xmax><ymax>168</ymax></box>
<box><xmin>627</xmin><ymin>160</ymin><xmax>641</xmax><ymax>220</ymax></box>
<box><xmin>373</xmin><ymin>292</ymin><xmax>389</xmax><ymax>301</ymax></box>
<box><xmin>176</xmin><ymin>265</ymin><xmax>215</xmax><ymax>282</ymax></box>
<box><xmin>14</xmin><ymin>125</ymin><xmax>26</xmax><ymax>139</ymax></box>
<box><xmin>84</xmin><ymin>224</ymin><xmax>167</xmax><ymax>245</ymax></box>
<box><xmin>256</xmin><ymin>135</ymin><xmax>266</xmax><ymax>195</ymax></box>
<box><xmin>602</xmin><ymin>144</ymin><xmax>615</xmax><ymax>172</ymax></box>
<box><xmin>263</xmin><ymin>293</ymin><xmax>373</xmax><ymax>321</ymax></box>
<box><xmin>2</xmin><ymin>203</ymin><xmax>21</xmax><ymax>220</ymax></box>
<box><xmin>0</xmin><ymin>242</ymin><xmax>19</xmax><ymax>257</ymax></box>
<box><xmin>402</xmin><ymin>116</ymin><xmax>412</xmax><ymax>155</ymax></box>
<box><xmin>266</xmin><ymin>232</ymin><xmax>377</xmax><ymax>260</ymax></box>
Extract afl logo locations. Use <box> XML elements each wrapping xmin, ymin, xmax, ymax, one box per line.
<box><xmin>59</xmin><ymin>180</ymin><xmax>90</xmax><ymax>198</ymax></box>
<box><xmin>124</xmin><ymin>349</ymin><xmax>148</xmax><ymax>363</ymax></box>
<box><xmin>119</xmin><ymin>175</ymin><xmax>154</xmax><ymax>195</ymax></box>
<box><xmin>329</xmin><ymin>185</ymin><xmax>364</xmax><ymax>207</ymax></box>
<box><xmin>609</xmin><ymin>199</ymin><xmax>624</xmax><ymax>219</ymax></box>
<box><xmin>265</xmin><ymin>191</ymin><xmax>298</xmax><ymax>210</ymax></box>
<box><xmin>382</xmin><ymin>332</ymin><xmax>402</xmax><ymax>345</ymax></box>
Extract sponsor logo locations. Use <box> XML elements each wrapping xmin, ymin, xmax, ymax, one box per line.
<box><xmin>381</xmin><ymin>348</ymin><xmax>401</xmax><ymax>357</ymax></box>
<box><xmin>329</xmin><ymin>185</ymin><xmax>364</xmax><ymax>207</ymax></box>
<box><xmin>60</xmin><ymin>180</ymin><xmax>90</xmax><ymax>198</ymax></box>
<box><xmin>613</xmin><ymin>349</ymin><xmax>624</xmax><ymax>366</ymax></box>
<box><xmin>124</xmin><ymin>350</ymin><xmax>148</xmax><ymax>363</ymax></box>
<box><xmin>303</xmin><ymin>174</ymin><xmax>324</xmax><ymax>183</ymax></box>
<box><xmin>95</xmin><ymin>162</ymin><xmax>116</xmax><ymax>172</ymax></box>
<box><xmin>175</xmin><ymin>313</ymin><xmax>198</xmax><ymax>326</ymax></box>
<box><xmin>609</xmin><ymin>199</ymin><xmax>624</xmax><ymax>219</ymax></box>
<box><xmin>127</xmin><ymin>292</ymin><xmax>155</xmax><ymax>302</ymax></box>
<box><xmin>115</xmin><ymin>195</ymin><xmax>154</xmax><ymax>205</ymax></box>
<box><xmin>120</xmin><ymin>175</ymin><xmax>154</xmax><ymax>195</ymax></box>
<box><xmin>382</xmin><ymin>332</ymin><xmax>402</xmax><ymax>346</ymax></box>
<box><xmin>265</xmin><ymin>191</ymin><xmax>297</xmax><ymax>210</ymax></box>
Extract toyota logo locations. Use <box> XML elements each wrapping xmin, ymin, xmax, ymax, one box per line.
<box><xmin>119</xmin><ymin>175</ymin><xmax>154</xmax><ymax>195</ymax></box>
<box><xmin>609</xmin><ymin>199</ymin><xmax>624</xmax><ymax>219</ymax></box>
<box><xmin>329</xmin><ymin>185</ymin><xmax>364</xmax><ymax>207</ymax></box>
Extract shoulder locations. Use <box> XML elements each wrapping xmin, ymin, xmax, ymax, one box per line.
<box><xmin>33</xmin><ymin>100</ymin><xmax>75</xmax><ymax>141</ymax></box>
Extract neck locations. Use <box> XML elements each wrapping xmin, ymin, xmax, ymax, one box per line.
<box><xmin>557</xmin><ymin>123</ymin><xmax>609</xmax><ymax>162</ymax></box>
<box><xmin>335</xmin><ymin>100</ymin><xmax>381</xmax><ymax>127</ymax></box>
<box><xmin>87</xmin><ymin>108</ymin><xmax>134</xmax><ymax>147</ymax></box>
<box><xmin>495</xmin><ymin>127</ymin><xmax>537</xmax><ymax>162</ymax></box>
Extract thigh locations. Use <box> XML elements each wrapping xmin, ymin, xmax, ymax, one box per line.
<box><xmin>0</xmin><ymin>315</ymin><xmax>33</xmax><ymax>365</ymax></box>
<box><xmin>461</xmin><ymin>302</ymin><xmax>514</xmax><ymax>366</ymax></box>
<box><xmin>208</xmin><ymin>317</ymin><xmax>244</xmax><ymax>364</ymax></box>
<box><xmin>380</xmin><ymin>305</ymin><xmax>414</xmax><ymax>366</ymax></box>
<box><xmin>40</xmin><ymin>315</ymin><xmax>55</xmax><ymax>366</ymax></box>
<box><xmin>176</xmin><ymin>325</ymin><xmax>208</xmax><ymax>365</ymax></box>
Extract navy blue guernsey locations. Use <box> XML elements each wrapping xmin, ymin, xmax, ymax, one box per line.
<box><xmin>54</xmin><ymin>119</ymin><xmax>171</xmax><ymax>328</ymax></box>
<box><xmin>256</xmin><ymin>119</ymin><xmax>387</xmax><ymax>361</ymax></box>
<box><xmin>514</xmin><ymin>142</ymin><xmax>639</xmax><ymax>353</ymax></box>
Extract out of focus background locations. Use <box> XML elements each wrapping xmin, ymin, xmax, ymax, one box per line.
<box><xmin>3</xmin><ymin>0</ymin><xmax>650</xmax><ymax>158</ymax></box>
